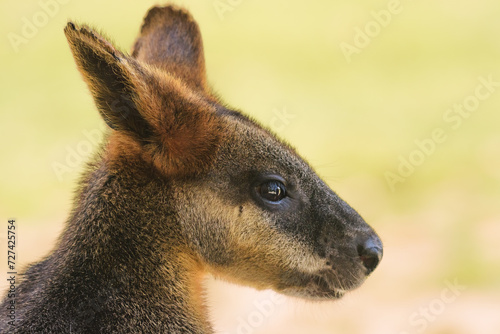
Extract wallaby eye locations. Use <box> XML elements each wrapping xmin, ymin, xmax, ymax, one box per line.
<box><xmin>259</xmin><ymin>181</ymin><xmax>286</xmax><ymax>202</ymax></box>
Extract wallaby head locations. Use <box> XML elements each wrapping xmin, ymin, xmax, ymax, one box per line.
<box><xmin>64</xmin><ymin>2</ymin><xmax>383</xmax><ymax>305</ymax></box>
<box><xmin>1</xmin><ymin>4</ymin><xmax>382</xmax><ymax>333</ymax></box>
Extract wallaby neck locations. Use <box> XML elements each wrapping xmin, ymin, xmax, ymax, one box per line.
<box><xmin>49</xmin><ymin>157</ymin><xmax>212</xmax><ymax>333</ymax></box>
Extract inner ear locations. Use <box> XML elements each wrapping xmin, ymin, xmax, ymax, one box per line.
<box><xmin>132</xmin><ymin>5</ymin><xmax>207</xmax><ymax>92</ymax></box>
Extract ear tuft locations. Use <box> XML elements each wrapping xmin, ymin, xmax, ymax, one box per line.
<box><xmin>64</xmin><ymin>22</ymin><xmax>124</xmax><ymax>61</ymax></box>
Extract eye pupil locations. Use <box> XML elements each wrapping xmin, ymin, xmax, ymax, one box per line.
<box><xmin>260</xmin><ymin>181</ymin><xmax>286</xmax><ymax>202</ymax></box>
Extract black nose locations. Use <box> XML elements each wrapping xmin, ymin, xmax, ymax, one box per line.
<box><xmin>357</xmin><ymin>235</ymin><xmax>383</xmax><ymax>275</ymax></box>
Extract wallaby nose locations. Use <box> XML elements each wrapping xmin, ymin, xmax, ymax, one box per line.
<box><xmin>357</xmin><ymin>235</ymin><xmax>383</xmax><ymax>275</ymax></box>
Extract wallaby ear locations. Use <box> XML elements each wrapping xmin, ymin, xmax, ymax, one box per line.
<box><xmin>64</xmin><ymin>22</ymin><xmax>153</xmax><ymax>140</ymax></box>
<box><xmin>65</xmin><ymin>22</ymin><xmax>222</xmax><ymax>176</ymax></box>
<box><xmin>131</xmin><ymin>5</ymin><xmax>207</xmax><ymax>92</ymax></box>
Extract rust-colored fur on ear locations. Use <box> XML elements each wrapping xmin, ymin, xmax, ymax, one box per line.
<box><xmin>65</xmin><ymin>22</ymin><xmax>222</xmax><ymax>177</ymax></box>
<box><xmin>132</xmin><ymin>6</ymin><xmax>207</xmax><ymax>92</ymax></box>
<box><xmin>132</xmin><ymin>71</ymin><xmax>224</xmax><ymax>177</ymax></box>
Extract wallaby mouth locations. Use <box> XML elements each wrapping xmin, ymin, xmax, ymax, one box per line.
<box><xmin>281</xmin><ymin>250</ymin><xmax>382</xmax><ymax>300</ymax></box>
<box><xmin>278</xmin><ymin>272</ymin><xmax>347</xmax><ymax>300</ymax></box>
<box><xmin>277</xmin><ymin>212</ymin><xmax>383</xmax><ymax>300</ymax></box>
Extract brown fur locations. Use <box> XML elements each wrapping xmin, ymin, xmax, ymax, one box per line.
<box><xmin>132</xmin><ymin>6</ymin><xmax>208</xmax><ymax>92</ymax></box>
<box><xmin>0</xmin><ymin>4</ymin><xmax>382</xmax><ymax>333</ymax></box>
<box><xmin>65</xmin><ymin>22</ymin><xmax>222</xmax><ymax>177</ymax></box>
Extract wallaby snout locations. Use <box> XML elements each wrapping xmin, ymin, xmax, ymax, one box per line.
<box><xmin>316</xmin><ymin>196</ymin><xmax>383</xmax><ymax>276</ymax></box>
<box><xmin>318</xmin><ymin>210</ymin><xmax>383</xmax><ymax>277</ymax></box>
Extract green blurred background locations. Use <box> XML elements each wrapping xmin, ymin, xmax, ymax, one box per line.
<box><xmin>1</xmin><ymin>0</ymin><xmax>499</xmax><ymax>333</ymax></box>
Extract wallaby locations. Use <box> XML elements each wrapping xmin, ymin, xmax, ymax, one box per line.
<box><xmin>1</xmin><ymin>4</ymin><xmax>383</xmax><ymax>333</ymax></box>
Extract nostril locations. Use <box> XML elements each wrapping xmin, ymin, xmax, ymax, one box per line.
<box><xmin>359</xmin><ymin>247</ymin><xmax>381</xmax><ymax>274</ymax></box>
<box><xmin>357</xmin><ymin>238</ymin><xmax>383</xmax><ymax>275</ymax></box>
